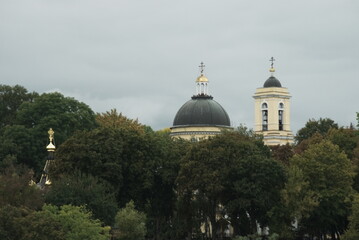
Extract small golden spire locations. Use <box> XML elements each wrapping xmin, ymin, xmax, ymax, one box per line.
<box><xmin>46</xmin><ymin>128</ymin><xmax>56</xmax><ymax>151</ymax></box>
<box><xmin>196</xmin><ymin>62</ymin><xmax>208</xmax><ymax>82</ymax></box>
<box><xmin>48</xmin><ymin>128</ymin><xmax>54</xmax><ymax>143</ymax></box>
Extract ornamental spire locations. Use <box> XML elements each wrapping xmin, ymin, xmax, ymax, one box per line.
<box><xmin>46</xmin><ymin>128</ymin><xmax>56</xmax><ymax>151</ymax></box>
<box><xmin>199</xmin><ymin>62</ymin><xmax>205</xmax><ymax>75</ymax></box>
<box><xmin>195</xmin><ymin>62</ymin><xmax>209</xmax><ymax>96</ymax></box>
<box><xmin>38</xmin><ymin>128</ymin><xmax>56</xmax><ymax>189</ymax></box>
<box><xmin>269</xmin><ymin>57</ymin><xmax>276</xmax><ymax>76</ymax></box>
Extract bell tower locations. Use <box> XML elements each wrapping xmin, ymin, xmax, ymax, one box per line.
<box><xmin>253</xmin><ymin>58</ymin><xmax>294</xmax><ymax>145</ymax></box>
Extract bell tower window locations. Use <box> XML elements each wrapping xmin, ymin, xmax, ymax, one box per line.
<box><xmin>278</xmin><ymin>103</ymin><xmax>284</xmax><ymax>130</ymax></box>
<box><xmin>261</xmin><ymin>103</ymin><xmax>268</xmax><ymax>131</ymax></box>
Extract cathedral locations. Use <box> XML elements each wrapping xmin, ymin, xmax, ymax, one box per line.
<box><xmin>170</xmin><ymin>59</ymin><xmax>294</xmax><ymax>145</ymax></box>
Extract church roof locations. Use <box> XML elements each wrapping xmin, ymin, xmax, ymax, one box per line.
<box><xmin>172</xmin><ymin>95</ymin><xmax>231</xmax><ymax>127</ymax></box>
<box><xmin>263</xmin><ymin>76</ymin><xmax>282</xmax><ymax>88</ymax></box>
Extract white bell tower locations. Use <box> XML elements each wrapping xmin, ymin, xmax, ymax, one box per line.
<box><xmin>253</xmin><ymin>57</ymin><xmax>294</xmax><ymax>146</ymax></box>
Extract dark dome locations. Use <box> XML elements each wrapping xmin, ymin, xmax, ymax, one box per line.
<box><xmin>173</xmin><ymin>95</ymin><xmax>231</xmax><ymax>127</ymax></box>
<box><xmin>263</xmin><ymin>76</ymin><xmax>282</xmax><ymax>88</ymax></box>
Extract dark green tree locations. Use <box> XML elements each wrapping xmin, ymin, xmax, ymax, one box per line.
<box><xmin>270</xmin><ymin>143</ymin><xmax>294</xmax><ymax>166</ymax></box>
<box><xmin>326</xmin><ymin>128</ymin><xmax>359</xmax><ymax>160</ymax></box>
<box><xmin>342</xmin><ymin>193</ymin><xmax>359</xmax><ymax>240</ymax></box>
<box><xmin>19</xmin><ymin>208</ymin><xmax>66</xmax><ymax>240</ymax></box>
<box><xmin>39</xmin><ymin>204</ymin><xmax>110</xmax><ymax>240</ymax></box>
<box><xmin>0</xmin><ymin>164</ymin><xmax>43</xmax><ymax>210</ymax></box>
<box><xmin>0</xmin><ymin>84</ymin><xmax>38</xmax><ymax>128</ymax></box>
<box><xmin>177</xmin><ymin>132</ymin><xmax>283</xmax><ymax>239</ymax></box>
<box><xmin>114</xmin><ymin>201</ymin><xmax>147</xmax><ymax>240</ymax></box>
<box><xmin>295</xmin><ymin>118</ymin><xmax>338</xmax><ymax>143</ymax></box>
<box><xmin>0</xmin><ymin>125</ymin><xmax>33</xmax><ymax>167</ymax></box>
<box><xmin>290</xmin><ymin>140</ymin><xmax>355</xmax><ymax>239</ymax></box>
<box><xmin>0</xmin><ymin>205</ymin><xmax>29</xmax><ymax>240</ymax></box>
<box><xmin>144</xmin><ymin>132</ymin><xmax>190</xmax><ymax>240</ymax></box>
<box><xmin>0</xmin><ymin>92</ymin><xmax>97</xmax><ymax>173</ymax></box>
<box><xmin>45</xmin><ymin>172</ymin><xmax>118</xmax><ymax>225</ymax></box>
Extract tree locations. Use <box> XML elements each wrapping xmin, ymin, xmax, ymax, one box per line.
<box><xmin>0</xmin><ymin>125</ymin><xmax>34</xmax><ymax>168</ymax></box>
<box><xmin>45</xmin><ymin>172</ymin><xmax>118</xmax><ymax>225</ymax></box>
<box><xmin>0</xmin><ymin>92</ymin><xmax>97</xmax><ymax>173</ymax></box>
<box><xmin>96</xmin><ymin>109</ymin><xmax>145</xmax><ymax>133</ymax></box>
<box><xmin>114</xmin><ymin>200</ymin><xmax>147</xmax><ymax>240</ymax></box>
<box><xmin>144</xmin><ymin>132</ymin><xmax>190</xmax><ymax>240</ymax></box>
<box><xmin>177</xmin><ymin>138</ymin><xmax>229</xmax><ymax>239</ymax></box>
<box><xmin>270</xmin><ymin>143</ymin><xmax>294</xmax><ymax>166</ymax></box>
<box><xmin>19</xmin><ymin>208</ymin><xmax>66</xmax><ymax>240</ymax></box>
<box><xmin>342</xmin><ymin>194</ymin><xmax>359</xmax><ymax>240</ymax></box>
<box><xmin>0</xmin><ymin>205</ymin><xmax>29</xmax><ymax>240</ymax></box>
<box><xmin>290</xmin><ymin>140</ymin><xmax>355</xmax><ymax>239</ymax></box>
<box><xmin>273</xmin><ymin>166</ymin><xmax>319</xmax><ymax>240</ymax></box>
<box><xmin>295</xmin><ymin>118</ymin><xmax>338</xmax><ymax>143</ymax></box>
<box><xmin>176</xmin><ymin>132</ymin><xmax>284</xmax><ymax>239</ymax></box>
<box><xmin>0</xmin><ymin>84</ymin><xmax>38</xmax><ymax>128</ymax></box>
<box><xmin>0</xmin><ymin>164</ymin><xmax>44</xmax><ymax>210</ymax></box>
<box><xmin>326</xmin><ymin>128</ymin><xmax>359</xmax><ymax>160</ymax></box>
<box><xmin>54</xmin><ymin>120</ymin><xmax>190</xmax><ymax>239</ymax></box>
<box><xmin>40</xmin><ymin>204</ymin><xmax>110</xmax><ymax>240</ymax></box>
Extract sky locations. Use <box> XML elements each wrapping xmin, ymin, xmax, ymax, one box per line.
<box><xmin>0</xmin><ymin>0</ymin><xmax>358</xmax><ymax>134</ymax></box>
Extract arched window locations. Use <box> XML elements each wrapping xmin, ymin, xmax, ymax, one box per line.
<box><xmin>278</xmin><ymin>103</ymin><xmax>284</xmax><ymax>130</ymax></box>
<box><xmin>261</xmin><ymin>102</ymin><xmax>268</xmax><ymax>131</ymax></box>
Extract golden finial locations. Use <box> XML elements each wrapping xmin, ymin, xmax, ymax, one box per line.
<box><xmin>269</xmin><ymin>57</ymin><xmax>276</xmax><ymax>73</ymax></box>
<box><xmin>46</xmin><ymin>128</ymin><xmax>56</xmax><ymax>151</ymax></box>
<box><xmin>48</xmin><ymin>128</ymin><xmax>54</xmax><ymax>143</ymax></box>
<box><xmin>196</xmin><ymin>62</ymin><xmax>208</xmax><ymax>82</ymax></box>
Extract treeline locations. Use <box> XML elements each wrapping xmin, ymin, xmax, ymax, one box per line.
<box><xmin>1</xmin><ymin>84</ymin><xmax>359</xmax><ymax>240</ymax></box>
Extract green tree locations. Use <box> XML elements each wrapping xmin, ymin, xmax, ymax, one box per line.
<box><xmin>295</xmin><ymin>118</ymin><xmax>338</xmax><ymax>143</ymax></box>
<box><xmin>0</xmin><ymin>164</ymin><xmax>43</xmax><ymax>210</ymax></box>
<box><xmin>54</xmin><ymin>121</ymin><xmax>190</xmax><ymax>239</ymax></box>
<box><xmin>114</xmin><ymin>200</ymin><xmax>147</xmax><ymax>240</ymax></box>
<box><xmin>45</xmin><ymin>172</ymin><xmax>118</xmax><ymax>225</ymax></box>
<box><xmin>176</xmin><ymin>132</ymin><xmax>283</xmax><ymax>239</ymax></box>
<box><xmin>290</xmin><ymin>140</ymin><xmax>355</xmax><ymax>239</ymax></box>
<box><xmin>96</xmin><ymin>109</ymin><xmax>145</xmax><ymax>133</ymax></box>
<box><xmin>40</xmin><ymin>204</ymin><xmax>110</xmax><ymax>240</ymax></box>
<box><xmin>326</xmin><ymin>128</ymin><xmax>359</xmax><ymax>160</ymax></box>
<box><xmin>0</xmin><ymin>125</ymin><xmax>34</xmax><ymax>167</ymax></box>
<box><xmin>0</xmin><ymin>205</ymin><xmax>28</xmax><ymax>240</ymax></box>
<box><xmin>270</xmin><ymin>143</ymin><xmax>294</xmax><ymax>166</ymax></box>
<box><xmin>144</xmin><ymin>132</ymin><xmax>190</xmax><ymax>240</ymax></box>
<box><xmin>19</xmin><ymin>208</ymin><xmax>66</xmax><ymax>240</ymax></box>
<box><xmin>53</xmin><ymin>127</ymin><xmax>138</xmax><ymax>207</ymax></box>
<box><xmin>0</xmin><ymin>84</ymin><xmax>38</xmax><ymax>128</ymax></box>
<box><xmin>0</xmin><ymin>92</ymin><xmax>97</xmax><ymax>173</ymax></box>
<box><xmin>342</xmin><ymin>194</ymin><xmax>359</xmax><ymax>240</ymax></box>
<box><xmin>272</xmin><ymin>166</ymin><xmax>319</xmax><ymax>240</ymax></box>
<box><xmin>53</xmin><ymin>122</ymin><xmax>171</xmax><ymax>208</ymax></box>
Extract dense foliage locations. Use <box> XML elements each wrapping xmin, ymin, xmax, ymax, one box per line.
<box><xmin>114</xmin><ymin>201</ymin><xmax>147</xmax><ymax>240</ymax></box>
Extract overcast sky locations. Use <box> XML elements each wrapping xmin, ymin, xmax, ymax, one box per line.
<box><xmin>1</xmin><ymin>0</ymin><xmax>358</xmax><ymax>133</ymax></box>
